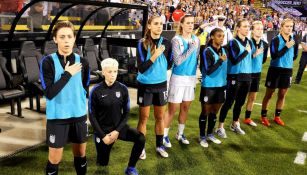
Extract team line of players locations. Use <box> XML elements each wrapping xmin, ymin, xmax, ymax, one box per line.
<box><xmin>40</xmin><ymin>15</ymin><xmax>298</xmax><ymax>174</ymax></box>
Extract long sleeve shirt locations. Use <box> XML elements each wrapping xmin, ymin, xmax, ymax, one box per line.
<box><xmin>200</xmin><ymin>45</ymin><xmax>228</xmax><ymax>75</ymax></box>
<box><xmin>137</xmin><ymin>37</ymin><xmax>173</xmax><ymax>74</ymax></box>
<box><xmin>88</xmin><ymin>81</ymin><xmax>130</xmax><ymax>138</ymax></box>
<box><xmin>40</xmin><ymin>52</ymin><xmax>90</xmax><ymax>100</ymax></box>
<box><xmin>270</xmin><ymin>34</ymin><xmax>299</xmax><ymax>61</ymax></box>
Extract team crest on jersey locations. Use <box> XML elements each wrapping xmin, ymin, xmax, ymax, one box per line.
<box><xmin>204</xmin><ymin>96</ymin><xmax>208</xmax><ymax>102</ymax></box>
<box><xmin>231</xmin><ymin>80</ymin><xmax>236</xmax><ymax>85</ymax></box>
<box><xmin>49</xmin><ymin>134</ymin><xmax>55</xmax><ymax>144</ymax></box>
<box><xmin>96</xmin><ymin>137</ymin><xmax>100</xmax><ymax>143</ymax></box>
<box><xmin>139</xmin><ymin>97</ymin><xmax>143</xmax><ymax>103</ymax></box>
<box><xmin>116</xmin><ymin>91</ymin><xmax>121</xmax><ymax>98</ymax></box>
<box><xmin>267</xmin><ymin>81</ymin><xmax>271</xmax><ymax>86</ymax></box>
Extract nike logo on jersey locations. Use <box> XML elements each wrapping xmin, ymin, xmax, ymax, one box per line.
<box><xmin>81</xmin><ymin>162</ymin><xmax>87</xmax><ymax>168</ymax></box>
<box><xmin>48</xmin><ymin>171</ymin><xmax>57</xmax><ymax>175</ymax></box>
<box><xmin>101</xmin><ymin>95</ymin><xmax>108</xmax><ymax>98</ymax></box>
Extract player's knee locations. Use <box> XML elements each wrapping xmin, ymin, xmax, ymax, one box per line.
<box><xmin>49</xmin><ymin>156</ymin><xmax>62</xmax><ymax>164</ymax></box>
<box><xmin>136</xmin><ymin>132</ymin><xmax>146</xmax><ymax>145</ymax></box>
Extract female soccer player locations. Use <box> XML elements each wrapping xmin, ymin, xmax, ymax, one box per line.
<box><xmin>216</xmin><ymin>19</ymin><xmax>252</xmax><ymax>138</ymax></box>
<box><xmin>136</xmin><ymin>16</ymin><xmax>172</xmax><ymax>158</ymax></box>
<box><xmin>89</xmin><ymin>58</ymin><xmax>145</xmax><ymax>175</ymax></box>
<box><xmin>199</xmin><ymin>28</ymin><xmax>227</xmax><ymax>147</ymax></box>
<box><xmin>40</xmin><ymin>21</ymin><xmax>90</xmax><ymax>175</ymax></box>
<box><xmin>163</xmin><ymin>14</ymin><xmax>200</xmax><ymax>148</ymax></box>
<box><xmin>260</xmin><ymin>18</ymin><xmax>298</xmax><ymax>126</ymax></box>
<box><xmin>243</xmin><ymin>21</ymin><xmax>268</xmax><ymax>127</ymax></box>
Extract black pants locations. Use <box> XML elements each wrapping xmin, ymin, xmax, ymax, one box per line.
<box><xmin>295</xmin><ymin>53</ymin><xmax>307</xmax><ymax>83</ymax></box>
<box><xmin>219</xmin><ymin>80</ymin><xmax>251</xmax><ymax>123</ymax></box>
<box><xmin>94</xmin><ymin>125</ymin><xmax>145</xmax><ymax>167</ymax></box>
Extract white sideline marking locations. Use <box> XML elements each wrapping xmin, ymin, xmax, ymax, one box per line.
<box><xmin>302</xmin><ymin>132</ymin><xmax>307</xmax><ymax>142</ymax></box>
<box><xmin>294</xmin><ymin>152</ymin><xmax>306</xmax><ymax>165</ymax></box>
<box><xmin>254</xmin><ymin>103</ymin><xmax>262</xmax><ymax>106</ymax></box>
<box><xmin>298</xmin><ymin>110</ymin><xmax>307</xmax><ymax>114</ymax></box>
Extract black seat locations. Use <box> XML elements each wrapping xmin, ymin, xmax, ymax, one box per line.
<box><xmin>0</xmin><ymin>57</ymin><xmax>25</xmax><ymax>117</ymax></box>
<box><xmin>83</xmin><ymin>38</ymin><xmax>102</xmax><ymax>84</ymax></box>
<box><xmin>99</xmin><ymin>38</ymin><xmax>110</xmax><ymax>60</ymax></box>
<box><xmin>18</xmin><ymin>41</ymin><xmax>44</xmax><ymax>113</ymax></box>
<box><xmin>42</xmin><ymin>40</ymin><xmax>57</xmax><ymax>55</ymax></box>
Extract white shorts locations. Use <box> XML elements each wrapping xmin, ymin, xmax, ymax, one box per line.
<box><xmin>168</xmin><ymin>85</ymin><xmax>195</xmax><ymax>103</ymax></box>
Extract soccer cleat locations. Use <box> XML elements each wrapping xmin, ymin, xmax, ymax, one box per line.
<box><xmin>163</xmin><ymin>136</ymin><xmax>172</xmax><ymax>148</ymax></box>
<box><xmin>260</xmin><ymin>117</ymin><xmax>271</xmax><ymax>126</ymax></box>
<box><xmin>244</xmin><ymin>118</ymin><xmax>257</xmax><ymax>127</ymax></box>
<box><xmin>139</xmin><ymin>148</ymin><xmax>146</xmax><ymax>160</ymax></box>
<box><xmin>207</xmin><ymin>134</ymin><xmax>222</xmax><ymax>144</ymax></box>
<box><xmin>230</xmin><ymin>123</ymin><xmax>246</xmax><ymax>135</ymax></box>
<box><xmin>125</xmin><ymin>167</ymin><xmax>139</xmax><ymax>175</ymax></box>
<box><xmin>199</xmin><ymin>136</ymin><xmax>209</xmax><ymax>148</ymax></box>
<box><xmin>156</xmin><ymin>146</ymin><xmax>169</xmax><ymax>158</ymax></box>
<box><xmin>274</xmin><ymin>117</ymin><xmax>285</xmax><ymax>126</ymax></box>
<box><xmin>175</xmin><ymin>133</ymin><xmax>190</xmax><ymax>144</ymax></box>
<box><xmin>216</xmin><ymin>128</ymin><xmax>227</xmax><ymax>138</ymax></box>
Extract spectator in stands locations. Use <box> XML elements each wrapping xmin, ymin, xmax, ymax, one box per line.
<box><xmin>40</xmin><ymin>21</ymin><xmax>90</xmax><ymax>175</ymax></box>
<box><xmin>172</xmin><ymin>3</ymin><xmax>185</xmax><ymax>23</ymax></box>
<box><xmin>28</xmin><ymin>2</ymin><xmax>44</xmax><ymax>32</ymax></box>
<box><xmin>203</xmin><ymin>15</ymin><xmax>233</xmax><ymax>46</ymax></box>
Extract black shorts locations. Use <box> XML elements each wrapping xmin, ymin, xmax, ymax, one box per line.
<box><xmin>199</xmin><ymin>87</ymin><xmax>226</xmax><ymax>104</ymax></box>
<box><xmin>137</xmin><ymin>85</ymin><xmax>167</xmax><ymax>106</ymax></box>
<box><xmin>265</xmin><ymin>67</ymin><xmax>292</xmax><ymax>89</ymax></box>
<box><xmin>46</xmin><ymin>117</ymin><xmax>88</xmax><ymax>148</ymax></box>
<box><xmin>250</xmin><ymin>77</ymin><xmax>260</xmax><ymax>92</ymax></box>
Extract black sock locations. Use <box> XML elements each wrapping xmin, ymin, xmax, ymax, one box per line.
<box><xmin>199</xmin><ymin>113</ymin><xmax>207</xmax><ymax>137</ymax></box>
<box><xmin>46</xmin><ymin>161</ymin><xmax>58</xmax><ymax>175</ymax></box>
<box><xmin>261</xmin><ymin>109</ymin><xmax>268</xmax><ymax>117</ymax></box>
<box><xmin>207</xmin><ymin>113</ymin><xmax>217</xmax><ymax>135</ymax></box>
<box><xmin>275</xmin><ymin>109</ymin><xmax>282</xmax><ymax>117</ymax></box>
<box><xmin>74</xmin><ymin>156</ymin><xmax>87</xmax><ymax>175</ymax></box>
<box><xmin>156</xmin><ymin>135</ymin><xmax>163</xmax><ymax>147</ymax></box>
<box><xmin>245</xmin><ymin>110</ymin><xmax>251</xmax><ymax>119</ymax></box>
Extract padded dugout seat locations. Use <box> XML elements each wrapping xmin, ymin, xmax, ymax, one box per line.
<box><xmin>0</xmin><ymin>57</ymin><xmax>25</xmax><ymax>117</ymax></box>
<box><xmin>18</xmin><ymin>41</ymin><xmax>44</xmax><ymax>112</ymax></box>
<box><xmin>83</xmin><ymin>38</ymin><xmax>102</xmax><ymax>84</ymax></box>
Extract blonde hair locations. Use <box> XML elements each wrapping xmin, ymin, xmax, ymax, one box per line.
<box><xmin>281</xmin><ymin>18</ymin><xmax>294</xmax><ymax>27</ymax></box>
<box><xmin>177</xmin><ymin>14</ymin><xmax>194</xmax><ymax>35</ymax></box>
<box><xmin>233</xmin><ymin>18</ymin><xmax>249</xmax><ymax>37</ymax></box>
<box><xmin>251</xmin><ymin>21</ymin><xmax>263</xmax><ymax>37</ymax></box>
<box><xmin>101</xmin><ymin>58</ymin><xmax>118</xmax><ymax>71</ymax></box>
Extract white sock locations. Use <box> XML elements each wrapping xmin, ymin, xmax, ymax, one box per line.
<box><xmin>164</xmin><ymin>128</ymin><xmax>170</xmax><ymax>137</ymax></box>
<box><xmin>178</xmin><ymin>124</ymin><xmax>185</xmax><ymax>135</ymax></box>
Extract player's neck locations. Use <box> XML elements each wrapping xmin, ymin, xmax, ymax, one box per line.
<box><xmin>237</xmin><ymin>33</ymin><xmax>246</xmax><ymax>41</ymax></box>
<box><xmin>281</xmin><ymin>32</ymin><xmax>290</xmax><ymax>41</ymax></box>
<box><xmin>182</xmin><ymin>31</ymin><xmax>192</xmax><ymax>40</ymax></box>
<box><xmin>105</xmin><ymin>80</ymin><xmax>114</xmax><ymax>87</ymax></box>
<box><xmin>150</xmin><ymin>33</ymin><xmax>160</xmax><ymax>39</ymax></box>
<box><xmin>212</xmin><ymin>42</ymin><xmax>221</xmax><ymax>50</ymax></box>
<box><xmin>253</xmin><ymin>36</ymin><xmax>261</xmax><ymax>44</ymax></box>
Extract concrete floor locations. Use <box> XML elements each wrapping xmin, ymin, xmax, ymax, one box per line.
<box><xmin>0</xmin><ymin>86</ymin><xmax>138</xmax><ymax>159</ymax></box>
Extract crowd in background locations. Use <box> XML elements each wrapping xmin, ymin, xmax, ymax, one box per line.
<box><xmin>0</xmin><ymin>0</ymin><xmax>306</xmax><ymax>33</ymax></box>
<box><xmin>146</xmin><ymin>0</ymin><xmax>306</xmax><ymax>32</ymax></box>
